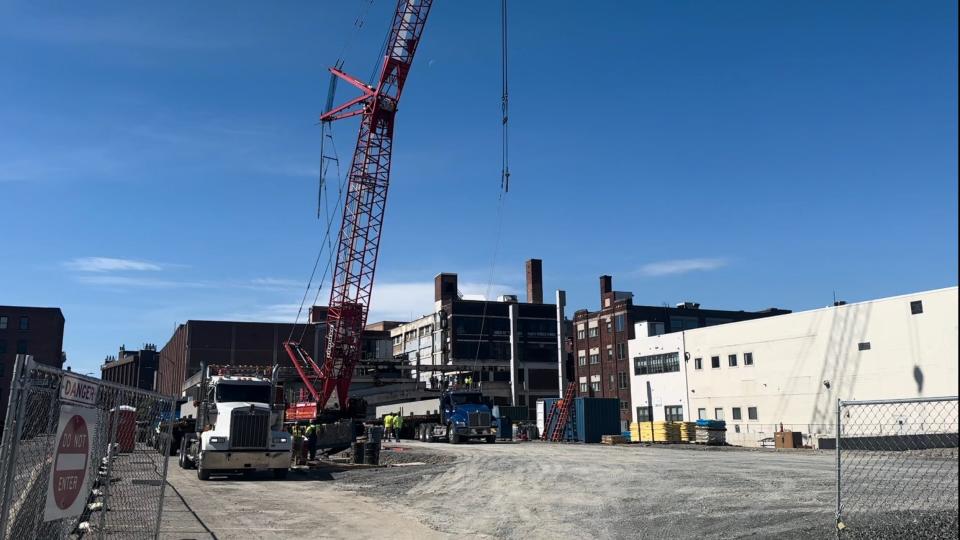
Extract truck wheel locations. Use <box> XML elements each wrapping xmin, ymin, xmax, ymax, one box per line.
<box><xmin>197</xmin><ymin>464</ymin><xmax>211</xmax><ymax>481</ymax></box>
<box><xmin>273</xmin><ymin>468</ymin><xmax>288</xmax><ymax>480</ymax></box>
<box><xmin>486</xmin><ymin>436</ymin><xmax>496</xmax><ymax>444</ymax></box>
<box><xmin>449</xmin><ymin>425</ymin><xmax>461</xmax><ymax>444</ymax></box>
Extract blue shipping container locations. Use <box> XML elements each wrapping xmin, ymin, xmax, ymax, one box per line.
<box><xmin>574</xmin><ymin>398</ymin><xmax>621</xmax><ymax>443</ymax></box>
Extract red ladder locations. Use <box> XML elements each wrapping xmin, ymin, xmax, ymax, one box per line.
<box><xmin>541</xmin><ymin>382</ymin><xmax>578</xmax><ymax>442</ymax></box>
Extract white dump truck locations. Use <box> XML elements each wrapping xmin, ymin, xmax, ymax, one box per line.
<box><xmin>178</xmin><ymin>365</ymin><xmax>292</xmax><ymax>480</ymax></box>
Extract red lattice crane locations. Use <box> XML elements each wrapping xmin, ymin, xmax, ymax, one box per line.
<box><xmin>285</xmin><ymin>0</ymin><xmax>434</xmax><ymax>419</ymax></box>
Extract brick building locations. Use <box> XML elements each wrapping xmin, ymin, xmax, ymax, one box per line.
<box><xmin>156</xmin><ymin>308</ymin><xmax>398</xmax><ymax>402</ymax></box>
<box><xmin>101</xmin><ymin>344</ymin><xmax>159</xmax><ymax>391</ymax></box>
<box><xmin>390</xmin><ymin>259</ymin><xmax>571</xmax><ymax>417</ymax></box>
<box><xmin>0</xmin><ymin>306</ymin><xmax>65</xmax><ymax>425</ymax></box>
<box><xmin>572</xmin><ymin>276</ymin><xmax>790</xmax><ymax>428</ymax></box>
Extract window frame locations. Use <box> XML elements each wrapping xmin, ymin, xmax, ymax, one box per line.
<box><xmin>743</xmin><ymin>352</ymin><xmax>754</xmax><ymax>366</ymax></box>
<box><xmin>0</xmin><ymin>316</ymin><xmax>7</xmax><ymax>330</ymax></box>
<box><xmin>697</xmin><ymin>407</ymin><xmax>706</xmax><ymax>420</ymax></box>
<box><xmin>732</xmin><ymin>407</ymin><xmax>742</xmax><ymax>420</ymax></box>
<box><xmin>589</xmin><ymin>353</ymin><xmax>600</xmax><ymax>364</ymax></box>
<box><xmin>714</xmin><ymin>407</ymin><xmax>725</xmax><ymax>421</ymax></box>
<box><xmin>910</xmin><ymin>300</ymin><xmax>923</xmax><ymax>315</ymax></box>
<box><xmin>664</xmin><ymin>405</ymin><xmax>684</xmax><ymax>422</ymax></box>
<box><xmin>587</xmin><ymin>327</ymin><xmax>600</xmax><ymax>338</ymax></box>
<box><xmin>710</xmin><ymin>356</ymin><xmax>720</xmax><ymax>369</ymax></box>
<box><xmin>747</xmin><ymin>406</ymin><xmax>758</xmax><ymax>421</ymax></box>
<box><xmin>636</xmin><ymin>406</ymin><xmax>652</xmax><ymax>423</ymax></box>
<box><xmin>18</xmin><ymin>316</ymin><xmax>28</xmax><ymax>330</ymax></box>
<box><xmin>694</xmin><ymin>357</ymin><xmax>703</xmax><ymax>370</ymax></box>
<box><xmin>728</xmin><ymin>354</ymin><xmax>737</xmax><ymax>367</ymax></box>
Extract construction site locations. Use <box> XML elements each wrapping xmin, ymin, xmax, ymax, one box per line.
<box><xmin>1</xmin><ymin>1</ymin><xmax>958</xmax><ymax>539</ymax></box>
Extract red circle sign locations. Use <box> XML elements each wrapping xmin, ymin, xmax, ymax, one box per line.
<box><xmin>53</xmin><ymin>414</ymin><xmax>89</xmax><ymax>510</ymax></box>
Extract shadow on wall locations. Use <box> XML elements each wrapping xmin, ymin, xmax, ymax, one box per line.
<box><xmin>807</xmin><ymin>301</ymin><xmax>873</xmax><ymax>427</ymax></box>
<box><xmin>913</xmin><ymin>365</ymin><xmax>924</xmax><ymax>393</ymax></box>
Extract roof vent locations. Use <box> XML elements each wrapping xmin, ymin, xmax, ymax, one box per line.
<box><xmin>676</xmin><ymin>302</ymin><xmax>700</xmax><ymax>309</ymax></box>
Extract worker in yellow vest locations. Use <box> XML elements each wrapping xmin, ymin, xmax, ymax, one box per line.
<box><xmin>393</xmin><ymin>414</ymin><xmax>403</xmax><ymax>442</ymax></box>
<box><xmin>383</xmin><ymin>413</ymin><xmax>394</xmax><ymax>442</ymax></box>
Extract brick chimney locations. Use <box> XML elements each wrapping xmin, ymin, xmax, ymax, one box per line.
<box><xmin>435</xmin><ymin>273</ymin><xmax>458</xmax><ymax>302</ymax></box>
<box><xmin>525</xmin><ymin>259</ymin><xmax>543</xmax><ymax>304</ymax></box>
<box><xmin>600</xmin><ymin>275</ymin><xmax>613</xmax><ymax>297</ymax></box>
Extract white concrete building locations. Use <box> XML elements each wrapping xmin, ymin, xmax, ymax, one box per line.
<box><xmin>629</xmin><ymin>287</ymin><xmax>958</xmax><ymax>447</ymax></box>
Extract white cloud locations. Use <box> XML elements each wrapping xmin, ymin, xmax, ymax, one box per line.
<box><xmin>75</xmin><ymin>275</ymin><xmax>203</xmax><ymax>288</ymax></box>
<box><xmin>65</xmin><ymin>257</ymin><xmax>163</xmax><ymax>273</ymax></box>
<box><xmin>243</xmin><ymin>277</ymin><xmax>304</xmax><ymax>291</ymax></box>
<box><xmin>638</xmin><ymin>258</ymin><xmax>728</xmax><ymax>277</ymax></box>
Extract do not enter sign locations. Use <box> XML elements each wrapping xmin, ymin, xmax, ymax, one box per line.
<box><xmin>45</xmin><ymin>404</ymin><xmax>97</xmax><ymax>521</ymax></box>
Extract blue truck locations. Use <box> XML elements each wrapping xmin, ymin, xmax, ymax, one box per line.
<box><xmin>407</xmin><ymin>390</ymin><xmax>498</xmax><ymax>444</ymax></box>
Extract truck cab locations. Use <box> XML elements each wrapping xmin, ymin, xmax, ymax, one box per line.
<box><xmin>439</xmin><ymin>390</ymin><xmax>497</xmax><ymax>443</ymax></box>
<box><xmin>179</xmin><ymin>374</ymin><xmax>292</xmax><ymax>480</ymax></box>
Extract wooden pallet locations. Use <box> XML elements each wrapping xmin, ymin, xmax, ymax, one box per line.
<box><xmin>601</xmin><ymin>435</ymin><xmax>628</xmax><ymax>445</ymax></box>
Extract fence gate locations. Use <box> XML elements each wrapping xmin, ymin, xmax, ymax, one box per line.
<box><xmin>0</xmin><ymin>355</ymin><xmax>175</xmax><ymax>539</ymax></box>
<box><xmin>836</xmin><ymin>396</ymin><xmax>959</xmax><ymax>539</ymax></box>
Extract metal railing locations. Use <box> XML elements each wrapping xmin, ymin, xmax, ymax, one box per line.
<box><xmin>836</xmin><ymin>396</ymin><xmax>958</xmax><ymax>539</ymax></box>
<box><xmin>0</xmin><ymin>355</ymin><xmax>176</xmax><ymax>539</ymax></box>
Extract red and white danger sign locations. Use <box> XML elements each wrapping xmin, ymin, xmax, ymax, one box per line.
<box><xmin>44</xmin><ymin>404</ymin><xmax>97</xmax><ymax>521</ymax></box>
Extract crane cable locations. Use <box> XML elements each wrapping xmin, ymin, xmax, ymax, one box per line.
<box><xmin>468</xmin><ymin>0</ymin><xmax>511</xmax><ymax>387</ymax></box>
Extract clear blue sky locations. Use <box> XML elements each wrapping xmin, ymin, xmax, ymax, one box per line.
<box><xmin>1</xmin><ymin>1</ymin><xmax>956</xmax><ymax>376</ymax></box>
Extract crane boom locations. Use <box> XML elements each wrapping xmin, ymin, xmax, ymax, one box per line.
<box><xmin>286</xmin><ymin>0</ymin><xmax>433</xmax><ymax>415</ymax></box>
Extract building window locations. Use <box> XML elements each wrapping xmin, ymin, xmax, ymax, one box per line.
<box><xmin>608</xmin><ymin>374</ymin><xmax>615</xmax><ymax>390</ymax></box>
<box><xmin>910</xmin><ymin>300</ymin><xmax>923</xmax><ymax>315</ymax></box>
<box><xmin>578</xmin><ymin>354</ymin><xmax>586</xmax><ymax>366</ymax></box>
<box><xmin>614</xmin><ymin>314</ymin><xmax>626</xmax><ymax>332</ymax></box>
<box><xmin>714</xmin><ymin>408</ymin><xmax>725</xmax><ymax>420</ymax></box>
<box><xmin>744</xmin><ymin>352</ymin><xmax>754</xmax><ymax>366</ymax></box>
<box><xmin>577</xmin><ymin>329</ymin><xmax>586</xmax><ymax>340</ymax></box>
<box><xmin>618</xmin><ymin>372</ymin><xmax>629</xmax><ymax>389</ymax></box>
<box><xmin>728</xmin><ymin>354</ymin><xmax>737</xmax><ymax>367</ymax></box>
<box><xmin>589</xmin><ymin>354</ymin><xmax>599</xmax><ymax>364</ymax></box>
<box><xmin>0</xmin><ymin>316</ymin><xmax>7</xmax><ymax>329</ymax></box>
<box><xmin>748</xmin><ymin>407</ymin><xmax>758</xmax><ymax>420</ymax></box>
<box><xmin>16</xmin><ymin>340</ymin><xmax>28</xmax><ymax>354</ymax></box>
<box><xmin>606</xmin><ymin>348</ymin><xmax>613</xmax><ymax>361</ymax></box>
<box><xmin>732</xmin><ymin>407</ymin><xmax>742</xmax><ymax>420</ymax></box>
<box><xmin>590</xmin><ymin>381</ymin><xmax>600</xmax><ymax>392</ymax></box>
<box><xmin>664</xmin><ymin>406</ymin><xmax>683</xmax><ymax>422</ymax></box>
<box><xmin>858</xmin><ymin>342</ymin><xmax>871</xmax><ymax>351</ymax></box>
<box><xmin>734</xmin><ymin>424</ymin><xmax>741</xmax><ymax>433</ymax></box>
<box><xmin>697</xmin><ymin>408</ymin><xmax>706</xmax><ymax>420</ymax></box>
<box><xmin>0</xmin><ymin>340</ymin><xmax>6</xmax><ymax>354</ymax></box>
<box><xmin>588</xmin><ymin>327</ymin><xmax>599</xmax><ymax>338</ymax></box>
<box><xmin>633</xmin><ymin>352</ymin><xmax>680</xmax><ymax>375</ymax></box>
<box><xmin>616</xmin><ymin>343</ymin><xmax>627</xmax><ymax>360</ymax></box>
<box><xmin>18</xmin><ymin>317</ymin><xmax>28</xmax><ymax>330</ymax></box>
<box><xmin>710</xmin><ymin>356</ymin><xmax>720</xmax><ymax>369</ymax></box>
<box><xmin>636</xmin><ymin>406</ymin><xmax>652</xmax><ymax>422</ymax></box>
<box><xmin>694</xmin><ymin>357</ymin><xmax>702</xmax><ymax>370</ymax></box>
<box><xmin>579</xmin><ymin>382</ymin><xmax>588</xmax><ymax>393</ymax></box>
<box><xmin>620</xmin><ymin>400</ymin><xmax>629</xmax><ymax>411</ymax></box>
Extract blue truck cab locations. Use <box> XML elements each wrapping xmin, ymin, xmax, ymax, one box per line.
<box><xmin>411</xmin><ymin>390</ymin><xmax>497</xmax><ymax>444</ymax></box>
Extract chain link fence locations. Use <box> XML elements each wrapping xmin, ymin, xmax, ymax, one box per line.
<box><xmin>0</xmin><ymin>355</ymin><xmax>175</xmax><ymax>539</ymax></box>
<box><xmin>836</xmin><ymin>396</ymin><xmax>959</xmax><ymax>539</ymax></box>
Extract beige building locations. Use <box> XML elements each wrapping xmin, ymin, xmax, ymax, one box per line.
<box><xmin>630</xmin><ymin>286</ymin><xmax>958</xmax><ymax>447</ymax></box>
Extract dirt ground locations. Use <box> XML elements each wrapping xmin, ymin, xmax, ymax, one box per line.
<box><xmin>159</xmin><ymin>440</ymin><xmax>958</xmax><ymax>539</ymax></box>
<box><xmin>333</xmin><ymin>441</ymin><xmax>836</xmax><ymax>539</ymax></box>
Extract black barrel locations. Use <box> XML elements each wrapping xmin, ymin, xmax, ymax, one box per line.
<box><xmin>363</xmin><ymin>441</ymin><xmax>381</xmax><ymax>465</ymax></box>
<box><xmin>351</xmin><ymin>441</ymin><xmax>365</xmax><ymax>464</ymax></box>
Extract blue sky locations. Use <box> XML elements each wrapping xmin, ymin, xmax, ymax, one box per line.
<box><xmin>1</xmin><ymin>1</ymin><xmax>956</xmax><ymax>375</ymax></box>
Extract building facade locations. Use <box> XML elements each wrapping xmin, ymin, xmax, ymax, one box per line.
<box><xmin>0</xmin><ymin>306</ymin><xmax>65</xmax><ymax>427</ymax></box>
<box><xmin>629</xmin><ymin>286</ymin><xmax>959</xmax><ymax>447</ymax></box>
<box><xmin>572</xmin><ymin>275</ymin><xmax>790</xmax><ymax>428</ymax></box>
<box><xmin>100</xmin><ymin>344</ymin><xmax>159</xmax><ymax>391</ymax></box>
<box><xmin>390</xmin><ymin>260</ymin><xmax>569</xmax><ymax>417</ymax></box>
<box><xmin>156</xmin><ymin>308</ymin><xmax>401</xmax><ymax>407</ymax></box>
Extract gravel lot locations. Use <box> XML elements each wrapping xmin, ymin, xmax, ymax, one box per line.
<box><xmin>333</xmin><ymin>441</ymin><xmax>836</xmax><ymax>539</ymax></box>
<box><xmin>159</xmin><ymin>441</ymin><xmax>958</xmax><ymax>539</ymax></box>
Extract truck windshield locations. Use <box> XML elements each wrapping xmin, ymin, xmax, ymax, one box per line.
<box><xmin>450</xmin><ymin>393</ymin><xmax>483</xmax><ymax>406</ymax></box>
<box><xmin>215</xmin><ymin>384</ymin><xmax>270</xmax><ymax>403</ymax></box>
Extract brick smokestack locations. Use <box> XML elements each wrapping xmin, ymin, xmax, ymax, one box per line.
<box><xmin>435</xmin><ymin>273</ymin><xmax>458</xmax><ymax>302</ymax></box>
<box><xmin>600</xmin><ymin>275</ymin><xmax>613</xmax><ymax>297</ymax></box>
<box><xmin>525</xmin><ymin>259</ymin><xmax>543</xmax><ymax>304</ymax></box>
